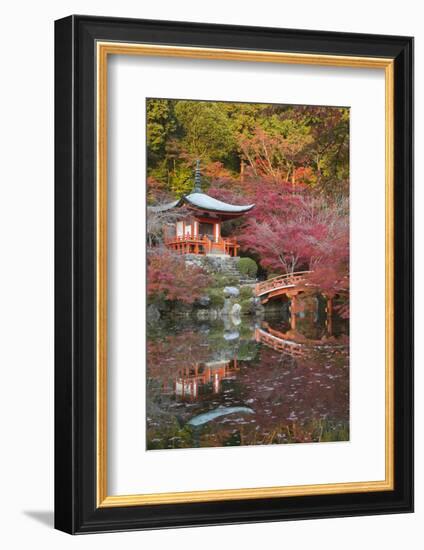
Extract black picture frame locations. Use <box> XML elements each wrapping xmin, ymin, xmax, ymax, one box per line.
<box><xmin>55</xmin><ymin>14</ymin><xmax>414</xmax><ymax>534</ymax></box>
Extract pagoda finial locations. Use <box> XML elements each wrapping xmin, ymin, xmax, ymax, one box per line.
<box><xmin>193</xmin><ymin>159</ymin><xmax>202</xmax><ymax>193</ymax></box>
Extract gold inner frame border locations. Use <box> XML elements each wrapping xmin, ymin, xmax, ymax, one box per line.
<box><xmin>96</xmin><ymin>42</ymin><xmax>394</xmax><ymax>508</ymax></box>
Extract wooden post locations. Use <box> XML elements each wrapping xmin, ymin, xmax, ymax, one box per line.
<box><xmin>290</xmin><ymin>293</ymin><xmax>298</xmax><ymax>330</ymax></box>
<box><xmin>326</xmin><ymin>296</ymin><xmax>333</xmax><ymax>336</ymax></box>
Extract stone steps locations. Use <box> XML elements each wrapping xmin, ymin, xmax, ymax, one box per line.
<box><xmin>184</xmin><ymin>254</ymin><xmax>256</xmax><ymax>285</ymax></box>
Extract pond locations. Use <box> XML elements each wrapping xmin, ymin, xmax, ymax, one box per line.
<box><xmin>146</xmin><ymin>306</ymin><xmax>349</xmax><ymax>450</ymax></box>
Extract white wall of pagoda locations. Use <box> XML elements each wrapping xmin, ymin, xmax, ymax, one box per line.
<box><xmin>215</xmin><ymin>222</ymin><xmax>220</xmax><ymax>242</ymax></box>
<box><xmin>176</xmin><ymin>221</ymin><xmax>184</xmax><ymax>237</ymax></box>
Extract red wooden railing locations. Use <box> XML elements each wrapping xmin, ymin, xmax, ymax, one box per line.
<box><xmin>255</xmin><ymin>323</ymin><xmax>347</xmax><ymax>356</ymax></box>
<box><xmin>255</xmin><ymin>328</ymin><xmax>307</xmax><ymax>356</ymax></box>
<box><xmin>165</xmin><ymin>234</ymin><xmax>239</xmax><ymax>256</ymax></box>
<box><xmin>255</xmin><ymin>271</ymin><xmax>313</xmax><ymax>297</ymax></box>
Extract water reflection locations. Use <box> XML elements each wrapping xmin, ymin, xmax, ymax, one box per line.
<box><xmin>146</xmin><ymin>307</ymin><xmax>349</xmax><ymax>450</ymax></box>
<box><xmin>174</xmin><ymin>359</ymin><xmax>240</xmax><ymax>401</ymax></box>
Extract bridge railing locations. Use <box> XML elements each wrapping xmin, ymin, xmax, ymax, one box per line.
<box><xmin>255</xmin><ymin>271</ymin><xmax>313</xmax><ymax>297</ymax></box>
<box><xmin>255</xmin><ymin>328</ymin><xmax>306</xmax><ymax>357</ymax></box>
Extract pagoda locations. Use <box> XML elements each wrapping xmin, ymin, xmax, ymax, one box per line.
<box><xmin>154</xmin><ymin>161</ymin><xmax>255</xmax><ymax>257</ymax></box>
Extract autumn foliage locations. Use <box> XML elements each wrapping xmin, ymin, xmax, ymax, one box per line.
<box><xmin>206</xmin><ymin>175</ymin><xmax>349</xmax><ymax>294</ymax></box>
<box><xmin>147</xmin><ymin>248</ymin><xmax>211</xmax><ymax>304</ymax></box>
<box><xmin>238</xmin><ymin>180</ymin><xmax>349</xmax><ymax>287</ymax></box>
<box><xmin>147</xmin><ymin>99</ymin><xmax>350</xmax><ymax>299</ymax></box>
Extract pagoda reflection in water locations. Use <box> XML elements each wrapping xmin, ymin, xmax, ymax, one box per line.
<box><xmin>174</xmin><ymin>358</ymin><xmax>239</xmax><ymax>401</ymax></box>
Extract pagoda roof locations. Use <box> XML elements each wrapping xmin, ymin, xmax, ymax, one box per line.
<box><xmin>147</xmin><ymin>160</ymin><xmax>255</xmax><ymax>216</ymax></box>
<box><xmin>148</xmin><ymin>193</ymin><xmax>254</xmax><ymax>215</ymax></box>
<box><xmin>148</xmin><ymin>199</ymin><xmax>180</xmax><ymax>213</ymax></box>
<box><xmin>183</xmin><ymin>192</ymin><xmax>254</xmax><ymax>214</ymax></box>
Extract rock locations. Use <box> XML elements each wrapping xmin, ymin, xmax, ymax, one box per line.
<box><xmin>231</xmin><ymin>315</ymin><xmax>241</xmax><ymax>326</ymax></box>
<box><xmin>222</xmin><ymin>297</ymin><xmax>232</xmax><ymax>316</ymax></box>
<box><xmin>223</xmin><ymin>315</ymin><xmax>234</xmax><ymax>330</ymax></box>
<box><xmin>231</xmin><ymin>303</ymin><xmax>242</xmax><ymax>317</ymax></box>
<box><xmin>196</xmin><ymin>295</ymin><xmax>211</xmax><ymax>307</ymax></box>
<box><xmin>223</xmin><ymin>330</ymin><xmax>240</xmax><ymax>341</ymax></box>
<box><xmin>223</xmin><ymin>286</ymin><xmax>240</xmax><ymax>298</ymax></box>
<box><xmin>146</xmin><ymin>304</ymin><xmax>160</xmax><ymax>323</ymax></box>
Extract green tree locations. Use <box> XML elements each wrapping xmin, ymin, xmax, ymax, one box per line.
<box><xmin>146</xmin><ymin>99</ymin><xmax>177</xmax><ymax>164</ymax></box>
<box><xmin>174</xmin><ymin>101</ymin><xmax>235</xmax><ymax>162</ymax></box>
<box><xmin>146</xmin><ymin>99</ymin><xmax>350</xmax><ymax>201</ymax></box>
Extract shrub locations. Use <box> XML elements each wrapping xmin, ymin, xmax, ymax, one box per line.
<box><xmin>239</xmin><ymin>298</ymin><xmax>254</xmax><ymax>314</ymax></box>
<box><xmin>211</xmin><ymin>273</ymin><xmax>239</xmax><ymax>288</ymax></box>
<box><xmin>238</xmin><ymin>257</ymin><xmax>258</xmax><ymax>278</ymax></box>
<box><xmin>239</xmin><ymin>286</ymin><xmax>253</xmax><ymax>300</ymax></box>
<box><xmin>207</xmin><ymin>288</ymin><xmax>225</xmax><ymax>308</ymax></box>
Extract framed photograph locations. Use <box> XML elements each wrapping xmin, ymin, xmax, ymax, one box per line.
<box><xmin>54</xmin><ymin>15</ymin><xmax>413</xmax><ymax>533</ymax></box>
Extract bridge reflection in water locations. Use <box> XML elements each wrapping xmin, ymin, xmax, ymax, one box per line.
<box><xmin>146</xmin><ymin>299</ymin><xmax>349</xmax><ymax>450</ymax></box>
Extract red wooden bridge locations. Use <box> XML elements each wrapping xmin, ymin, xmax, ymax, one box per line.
<box><xmin>255</xmin><ymin>271</ymin><xmax>314</xmax><ymax>303</ymax></box>
<box><xmin>255</xmin><ymin>271</ymin><xmax>349</xmax><ymax>335</ymax></box>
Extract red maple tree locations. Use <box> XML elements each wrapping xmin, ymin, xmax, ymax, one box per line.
<box><xmin>236</xmin><ymin>179</ymin><xmax>349</xmax><ymax>292</ymax></box>
<box><xmin>147</xmin><ymin>248</ymin><xmax>211</xmax><ymax>304</ymax></box>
